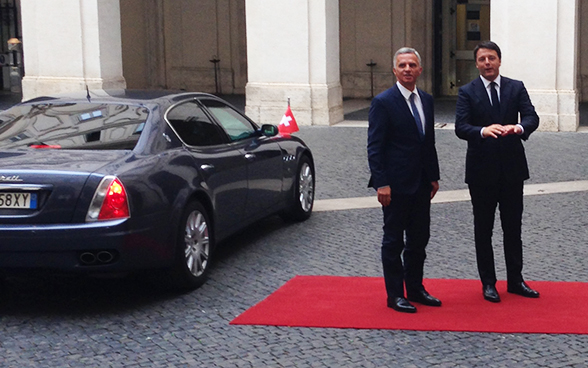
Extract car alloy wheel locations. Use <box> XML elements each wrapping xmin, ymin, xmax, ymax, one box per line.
<box><xmin>298</xmin><ymin>161</ymin><xmax>314</xmax><ymax>213</ymax></box>
<box><xmin>183</xmin><ymin>208</ymin><xmax>210</xmax><ymax>278</ymax></box>
<box><xmin>171</xmin><ymin>200</ymin><xmax>214</xmax><ymax>289</ymax></box>
<box><xmin>281</xmin><ymin>155</ymin><xmax>314</xmax><ymax>222</ymax></box>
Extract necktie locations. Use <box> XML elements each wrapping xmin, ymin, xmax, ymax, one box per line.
<box><xmin>409</xmin><ymin>93</ymin><xmax>424</xmax><ymax>136</ymax></box>
<box><xmin>490</xmin><ymin>82</ymin><xmax>500</xmax><ymax>119</ymax></box>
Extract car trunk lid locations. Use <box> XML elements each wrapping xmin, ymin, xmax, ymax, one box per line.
<box><xmin>0</xmin><ymin>149</ymin><xmax>129</xmax><ymax>224</ymax></box>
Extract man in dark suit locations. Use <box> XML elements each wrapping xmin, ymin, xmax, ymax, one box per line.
<box><xmin>455</xmin><ymin>41</ymin><xmax>540</xmax><ymax>303</ymax></box>
<box><xmin>367</xmin><ymin>47</ymin><xmax>441</xmax><ymax>313</ymax></box>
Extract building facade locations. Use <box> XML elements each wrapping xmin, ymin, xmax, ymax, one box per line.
<box><xmin>10</xmin><ymin>0</ymin><xmax>588</xmax><ymax>131</ymax></box>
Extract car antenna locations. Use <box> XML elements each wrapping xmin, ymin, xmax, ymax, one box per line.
<box><xmin>86</xmin><ymin>85</ymin><xmax>91</xmax><ymax>102</ymax></box>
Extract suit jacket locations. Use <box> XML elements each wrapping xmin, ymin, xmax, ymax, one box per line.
<box><xmin>455</xmin><ymin>76</ymin><xmax>539</xmax><ymax>186</ymax></box>
<box><xmin>367</xmin><ymin>84</ymin><xmax>440</xmax><ymax>195</ymax></box>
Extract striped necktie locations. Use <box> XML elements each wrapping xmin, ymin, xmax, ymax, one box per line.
<box><xmin>410</xmin><ymin>93</ymin><xmax>424</xmax><ymax>136</ymax></box>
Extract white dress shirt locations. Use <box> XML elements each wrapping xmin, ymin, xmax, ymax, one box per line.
<box><xmin>480</xmin><ymin>74</ymin><xmax>501</xmax><ymax>105</ymax></box>
<box><xmin>478</xmin><ymin>75</ymin><xmax>524</xmax><ymax>137</ymax></box>
<box><xmin>396</xmin><ymin>81</ymin><xmax>425</xmax><ymax>134</ymax></box>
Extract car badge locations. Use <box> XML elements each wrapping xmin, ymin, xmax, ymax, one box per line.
<box><xmin>0</xmin><ymin>175</ymin><xmax>23</xmax><ymax>182</ymax></box>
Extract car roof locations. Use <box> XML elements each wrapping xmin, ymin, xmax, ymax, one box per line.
<box><xmin>21</xmin><ymin>89</ymin><xmax>220</xmax><ymax>106</ymax></box>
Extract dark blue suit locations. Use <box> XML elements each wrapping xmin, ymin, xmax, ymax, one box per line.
<box><xmin>455</xmin><ymin>76</ymin><xmax>539</xmax><ymax>287</ymax></box>
<box><xmin>367</xmin><ymin>84</ymin><xmax>440</xmax><ymax>299</ymax></box>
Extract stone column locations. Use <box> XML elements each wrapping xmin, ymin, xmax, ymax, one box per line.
<box><xmin>492</xmin><ymin>0</ymin><xmax>579</xmax><ymax>131</ymax></box>
<box><xmin>21</xmin><ymin>0</ymin><xmax>126</xmax><ymax>100</ymax></box>
<box><xmin>245</xmin><ymin>0</ymin><xmax>343</xmax><ymax>126</ymax></box>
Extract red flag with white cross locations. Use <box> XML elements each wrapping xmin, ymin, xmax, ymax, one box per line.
<box><xmin>278</xmin><ymin>105</ymin><xmax>299</xmax><ymax>134</ymax></box>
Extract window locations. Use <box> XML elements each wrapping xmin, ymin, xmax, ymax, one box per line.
<box><xmin>167</xmin><ymin>101</ymin><xmax>225</xmax><ymax>146</ymax></box>
<box><xmin>200</xmin><ymin>99</ymin><xmax>257</xmax><ymax>142</ymax></box>
<box><xmin>0</xmin><ymin>103</ymin><xmax>149</xmax><ymax>150</ymax></box>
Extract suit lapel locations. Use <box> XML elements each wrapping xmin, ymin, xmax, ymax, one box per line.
<box><xmin>392</xmin><ymin>86</ymin><xmax>420</xmax><ymax>132</ymax></box>
<box><xmin>390</xmin><ymin>85</ymin><xmax>412</xmax><ymax>118</ymax></box>
<box><xmin>498</xmin><ymin>77</ymin><xmax>511</xmax><ymax>119</ymax></box>
<box><xmin>473</xmin><ymin>78</ymin><xmax>494</xmax><ymax>117</ymax></box>
<box><xmin>418</xmin><ymin>89</ymin><xmax>433</xmax><ymax>132</ymax></box>
<box><xmin>389</xmin><ymin>85</ymin><xmax>425</xmax><ymax>138</ymax></box>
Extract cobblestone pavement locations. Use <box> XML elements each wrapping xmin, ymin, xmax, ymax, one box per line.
<box><xmin>2</xmin><ymin>125</ymin><xmax>588</xmax><ymax>367</ymax></box>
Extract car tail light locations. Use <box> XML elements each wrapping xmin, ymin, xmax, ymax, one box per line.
<box><xmin>86</xmin><ymin>176</ymin><xmax>130</xmax><ymax>222</ymax></box>
<box><xmin>29</xmin><ymin>144</ymin><xmax>62</xmax><ymax>149</ymax></box>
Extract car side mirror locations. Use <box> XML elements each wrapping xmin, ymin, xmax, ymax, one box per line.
<box><xmin>260</xmin><ymin>124</ymin><xmax>279</xmax><ymax>137</ymax></box>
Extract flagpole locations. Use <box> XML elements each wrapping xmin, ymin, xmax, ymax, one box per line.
<box><xmin>288</xmin><ymin>98</ymin><xmax>290</xmax><ymax>107</ymax></box>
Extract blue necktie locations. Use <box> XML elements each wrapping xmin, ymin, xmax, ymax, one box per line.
<box><xmin>410</xmin><ymin>93</ymin><xmax>424</xmax><ymax>136</ymax></box>
<box><xmin>490</xmin><ymin>82</ymin><xmax>500</xmax><ymax>120</ymax></box>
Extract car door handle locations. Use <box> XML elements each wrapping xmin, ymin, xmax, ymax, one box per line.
<box><xmin>200</xmin><ymin>164</ymin><xmax>214</xmax><ymax>172</ymax></box>
<box><xmin>244</xmin><ymin>153</ymin><xmax>256</xmax><ymax>161</ymax></box>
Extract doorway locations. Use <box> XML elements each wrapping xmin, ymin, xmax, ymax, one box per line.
<box><xmin>435</xmin><ymin>0</ymin><xmax>490</xmax><ymax>97</ymax></box>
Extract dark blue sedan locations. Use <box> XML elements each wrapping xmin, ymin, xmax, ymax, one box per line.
<box><xmin>0</xmin><ymin>90</ymin><xmax>315</xmax><ymax>289</ymax></box>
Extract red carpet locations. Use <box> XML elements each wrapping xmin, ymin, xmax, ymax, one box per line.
<box><xmin>230</xmin><ymin>276</ymin><xmax>588</xmax><ymax>334</ymax></box>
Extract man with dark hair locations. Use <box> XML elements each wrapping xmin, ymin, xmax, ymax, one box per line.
<box><xmin>455</xmin><ymin>41</ymin><xmax>540</xmax><ymax>303</ymax></box>
<box><xmin>368</xmin><ymin>47</ymin><xmax>441</xmax><ymax>313</ymax></box>
<box><xmin>474</xmin><ymin>41</ymin><xmax>501</xmax><ymax>61</ymax></box>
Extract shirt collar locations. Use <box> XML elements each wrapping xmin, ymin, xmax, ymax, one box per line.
<box><xmin>396</xmin><ymin>81</ymin><xmax>417</xmax><ymax>100</ymax></box>
<box><xmin>480</xmin><ymin>74</ymin><xmax>501</xmax><ymax>89</ymax></box>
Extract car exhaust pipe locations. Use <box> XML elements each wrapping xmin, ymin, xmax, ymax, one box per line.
<box><xmin>96</xmin><ymin>251</ymin><xmax>114</xmax><ymax>264</ymax></box>
<box><xmin>80</xmin><ymin>252</ymin><xmax>97</xmax><ymax>265</ymax></box>
<box><xmin>79</xmin><ymin>250</ymin><xmax>117</xmax><ymax>265</ymax></box>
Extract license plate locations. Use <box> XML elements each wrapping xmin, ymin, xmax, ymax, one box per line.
<box><xmin>0</xmin><ymin>192</ymin><xmax>38</xmax><ymax>209</ymax></box>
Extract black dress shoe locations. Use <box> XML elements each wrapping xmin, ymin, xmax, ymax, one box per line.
<box><xmin>507</xmin><ymin>281</ymin><xmax>540</xmax><ymax>298</ymax></box>
<box><xmin>483</xmin><ymin>285</ymin><xmax>501</xmax><ymax>303</ymax></box>
<box><xmin>387</xmin><ymin>297</ymin><xmax>417</xmax><ymax>313</ymax></box>
<box><xmin>407</xmin><ymin>290</ymin><xmax>442</xmax><ymax>306</ymax></box>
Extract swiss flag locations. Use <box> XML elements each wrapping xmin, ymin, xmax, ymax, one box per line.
<box><xmin>278</xmin><ymin>105</ymin><xmax>299</xmax><ymax>134</ymax></box>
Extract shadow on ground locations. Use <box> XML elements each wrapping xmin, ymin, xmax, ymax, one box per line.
<box><xmin>0</xmin><ymin>215</ymin><xmax>291</xmax><ymax>317</ymax></box>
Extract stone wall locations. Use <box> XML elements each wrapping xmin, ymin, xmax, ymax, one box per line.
<box><xmin>120</xmin><ymin>0</ymin><xmax>247</xmax><ymax>94</ymax></box>
<box><xmin>339</xmin><ymin>0</ymin><xmax>434</xmax><ymax>98</ymax></box>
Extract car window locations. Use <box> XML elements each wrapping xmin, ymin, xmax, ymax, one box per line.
<box><xmin>0</xmin><ymin>103</ymin><xmax>149</xmax><ymax>150</ymax></box>
<box><xmin>200</xmin><ymin>99</ymin><xmax>257</xmax><ymax>142</ymax></box>
<box><xmin>166</xmin><ymin>101</ymin><xmax>226</xmax><ymax>146</ymax></box>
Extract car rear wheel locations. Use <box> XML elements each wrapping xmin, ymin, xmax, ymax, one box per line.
<box><xmin>170</xmin><ymin>201</ymin><xmax>213</xmax><ymax>290</ymax></box>
<box><xmin>282</xmin><ymin>155</ymin><xmax>315</xmax><ymax>221</ymax></box>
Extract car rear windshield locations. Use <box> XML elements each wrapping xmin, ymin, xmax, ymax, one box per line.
<box><xmin>0</xmin><ymin>102</ymin><xmax>150</xmax><ymax>150</ymax></box>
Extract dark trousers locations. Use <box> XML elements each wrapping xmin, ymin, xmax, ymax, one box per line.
<box><xmin>381</xmin><ymin>181</ymin><xmax>431</xmax><ymax>299</ymax></box>
<box><xmin>468</xmin><ymin>180</ymin><xmax>524</xmax><ymax>287</ymax></box>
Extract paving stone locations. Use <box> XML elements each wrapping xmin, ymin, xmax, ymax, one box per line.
<box><xmin>1</xmin><ymin>127</ymin><xmax>588</xmax><ymax>367</ymax></box>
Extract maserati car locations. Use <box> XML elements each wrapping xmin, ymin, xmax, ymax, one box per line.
<box><xmin>0</xmin><ymin>90</ymin><xmax>315</xmax><ymax>289</ymax></box>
